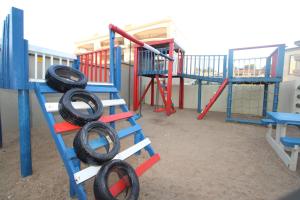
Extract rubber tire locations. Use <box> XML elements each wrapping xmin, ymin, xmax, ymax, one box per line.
<box><xmin>46</xmin><ymin>65</ymin><xmax>87</xmax><ymax>92</ymax></box>
<box><xmin>73</xmin><ymin>121</ymin><xmax>120</xmax><ymax>165</ymax></box>
<box><xmin>59</xmin><ymin>88</ymin><xmax>103</xmax><ymax>126</ymax></box>
<box><xmin>94</xmin><ymin>159</ymin><xmax>139</xmax><ymax>200</ymax></box>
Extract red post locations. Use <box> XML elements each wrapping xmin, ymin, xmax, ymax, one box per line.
<box><xmin>133</xmin><ymin>47</ymin><xmax>139</xmax><ymax>111</ymax></box>
<box><xmin>99</xmin><ymin>51</ymin><xmax>103</xmax><ymax>82</ymax></box>
<box><xmin>84</xmin><ymin>54</ymin><xmax>88</xmax><ymax>77</ymax></box>
<box><xmin>91</xmin><ymin>52</ymin><xmax>94</xmax><ymax>81</ymax></box>
<box><xmin>94</xmin><ymin>52</ymin><xmax>97</xmax><ymax>81</ymax></box>
<box><xmin>104</xmin><ymin>50</ymin><xmax>108</xmax><ymax>82</ymax></box>
<box><xmin>166</xmin><ymin>41</ymin><xmax>175</xmax><ymax>115</ymax></box>
<box><xmin>150</xmin><ymin>78</ymin><xmax>154</xmax><ymax>106</ymax></box>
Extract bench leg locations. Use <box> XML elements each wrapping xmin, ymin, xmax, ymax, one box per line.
<box><xmin>289</xmin><ymin>145</ymin><xmax>299</xmax><ymax>171</ymax></box>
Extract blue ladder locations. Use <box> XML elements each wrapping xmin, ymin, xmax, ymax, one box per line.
<box><xmin>33</xmin><ymin>81</ymin><xmax>159</xmax><ymax>199</ymax></box>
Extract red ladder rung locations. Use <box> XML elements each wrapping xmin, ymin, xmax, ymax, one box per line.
<box><xmin>54</xmin><ymin>112</ymin><xmax>134</xmax><ymax>133</ymax></box>
<box><xmin>110</xmin><ymin>154</ymin><xmax>160</xmax><ymax>197</ymax></box>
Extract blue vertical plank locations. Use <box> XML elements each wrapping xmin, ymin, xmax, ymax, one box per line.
<box><xmin>109</xmin><ymin>30</ymin><xmax>115</xmax><ymax>84</ymax></box>
<box><xmin>262</xmin><ymin>84</ymin><xmax>268</xmax><ymax>116</ymax></box>
<box><xmin>223</xmin><ymin>55</ymin><xmax>227</xmax><ymax>79</ymax></box>
<box><xmin>276</xmin><ymin>44</ymin><xmax>285</xmax><ymax>80</ymax></box>
<box><xmin>272</xmin><ymin>82</ymin><xmax>280</xmax><ymax>112</ymax></box>
<box><xmin>18</xmin><ymin>89</ymin><xmax>32</xmax><ymax>177</ymax></box>
<box><xmin>115</xmin><ymin>47</ymin><xmax>121</xmax><ymax>91</ymax></box>
<box><xmin>226</xmin><ymin>82</ymin><xmax>233</xmax><ymax>119</ymax></box>
<box><xmin>197</xmin><ymin>80</ymin><xmax>202</xmax><ymax>113</ymax></box>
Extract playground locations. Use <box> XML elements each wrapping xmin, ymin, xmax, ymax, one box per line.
<box><xmin>1</xmin><ymin>6</ymin><xmax>300</xmax><ymax>200</ymax></box>
<box><xmin>1</xmin><ymin>107</ymin><xmax>300</xmax><ymax>199</ymax></box>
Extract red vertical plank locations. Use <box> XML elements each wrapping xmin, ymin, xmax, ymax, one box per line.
<box><xmin>79</xmin><ymin>55</ymin><xmax>83</xmax><ymax>73</ymax></box>
<box><xmin>94</xmin><ymin>52</ymin><xmax>97</xmax><ymax>82</ymax></box>
<box><xmin>91</xmin><ymin>52</ymin><xmax>94</xmax><ymax>81</ymax></box>
<box><xmin>100</xmin><ymin>51</ymin><xmax>103</xmax><ymax>82</ymax></box>
<box><xmin>84</xmin><ymin>54</ymin><xmax>88</xmax><ymax>76</ymax></box>
<box><xmin>133</xmin><ymin>47</ymin><xmax>139</xmax><ymax>111</ymax></box>
<box><xmin>104</xmin><ymin>50</ymin><xmax>108</xmax><ymax>82</ymax></box>
<box><xmin>166</xmin><ymin>41</ymin><xmax>174</xmax><ymax>115</ymax></box>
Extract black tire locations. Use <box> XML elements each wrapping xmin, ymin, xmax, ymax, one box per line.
<box><xmin>73</xmin><ymin>121</ymin><xmax>120</xmax><ymax>165</ymax></box>
<box><xmin>46</xmin><ymin>65</ymin><xmax>87</xmax><ymax>92</ymax></box>
<box><xmin>94</xmin><ymin>160</ymin><xmax>139</xmax><ymax>200</ymax></box>
<box><xmin>59</xmin><ymin>88</ymin><xmax>103</xmax><ymax>126</ymax></box>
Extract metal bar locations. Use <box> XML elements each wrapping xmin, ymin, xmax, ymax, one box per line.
<box><xmin>231</xmin><ymin>44</ymin><xmax>285</xmax><ymax>51</ymax></box>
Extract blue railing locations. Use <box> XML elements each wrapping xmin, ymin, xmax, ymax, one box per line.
<box><xmin>180</xmin><ymin>55</ymin><xmax>227</xmax><ymax>80</ymax></box>
<box><xmin>138</xmin><ymin>47</ymin><xmax>171</xmax><ymax>75</ymax></box>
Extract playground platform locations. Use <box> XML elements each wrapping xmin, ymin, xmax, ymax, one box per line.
<box><xmin>1</xmin><ymin>106</ymin><xmax>300</xmax><ymax>200</ymax></box>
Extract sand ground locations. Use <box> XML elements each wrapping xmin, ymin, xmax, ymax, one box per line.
<box><xmin>1</xmin><ymin>105</ymin><xmax>300</xmax><ymax>200</ymax></box>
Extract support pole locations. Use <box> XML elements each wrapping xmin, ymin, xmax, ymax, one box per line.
<box><xmin>273</xmin><ymin>82</ymin><xmax>280</xmax><ymax>112</ymax></box>
<box><xmin>150</xmin><ymin>77</ymin><xmax>154</xmax><ymax>106</ymax></box>
<box><xmin>18</xmin><ymin>89</ymin><xmax>32</xmax><ymax>177</ymax></box>
<box><xmin>262</xmin><ymin>84</ymin><xmax>269</xmax><ymax>116</ymax></box>
<box><xmin>0</xmin><ymin>108</ymin><xmax>2</xmax><ymax>148</ymax></box>
<box><xmin>226</xmin><ymin>82</ymin><xmax>233</xmax><ymax>120</ymax></box>
<box><xmin>179</xmin><ymin>77</ymin><xmax>184</xmax><ymax>109</ymax></box>
<box><xmin>197</xmin><ymin>80</ymin><xmax>202</xmax><ymax>113</ymax></box>
<box><xmin>133</xmin><ymin>47</ymin><xmax>139</xmax><ymax>111</ymax></box>
<box><xmin>166</xmin><ymin>41</ymin><xmax>174</xmax><ymax>115</ymax></box>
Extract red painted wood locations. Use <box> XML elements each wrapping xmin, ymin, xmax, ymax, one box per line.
<box><xmin>166</xmin><ymin>41</ymin><xmax>174</xmax><ymax>116</ymax></box>
<box><xmin>54</xmin><ymin>112</ymin><xmax>134</xmax><ymax>133</ymax></box>
<box><xmin>104</xmin><ymin>50</ymin><xmax>108</xmax><ymax>82</ymax></box>
<box><xmin>109</xmin><ymin>154</ymin><xmax>160</xmax><ymax>197</ymax></box>
<box><xmin>198</xmin><ymin>78</ymin><xmax>229</xmax><ymax>120</ymax></box>
<box><xmin>271</xmin><ymin>50</ymin><xmax>278</xmax><ymax>78</ymax></box>
<box><xmin>100</xmin><ymin>51</ymin><xmax>103</xmax><ymax>82</ymax></box>
<box><xmin>137</xmin><ymin>79</ymin><xmax>152</xmax><ymax>108</ymax></box>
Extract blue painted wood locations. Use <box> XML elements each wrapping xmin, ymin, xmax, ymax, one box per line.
<box><xmin>109</xmin><ymin>30</ymin><xmax>115</xmax><ymax>84</ymax></box>
<box><xmin>38</xmin><ymin>83</ymin><xmax>118</xmax><ymax>93</ymax></box>
<box><xmin>272</xmin><ymin>82</ymin><xmax>280</xmax><ymax>112</ymax></box>
<box><xmin>261</xmin><ymin>118</ymin><xmax>276</xmax><ymax>125</ymax></box>
<box><xmin>65</xmin><ymin>124</ymin><xmax>142</xmax><ymax>159</ymax></box>
<box><xmin>34</xmin><ymin>84</ymin><xmax>86</xmax><ymax>199</ymax></box>
<box><xmin>226</xmin><ymin>82</ymin><xmax>233</xmax><ymax>119</ymax></box>
<box><xmin>280</xmin><ymin>136</ymin><xmax>300</xmax><ymax>148</ymax></box>
<box><xmin>226</xmin><ymin>117</ymin><xmax>264</xmax><ymax>125</ymax></box>
<box><xmin>262</xmin><ymin>84</ymin><xmax>269</xmax><ymax>116</ymax></box>
<box><xmin>18</xmin><ymin>89</ymin><xmax>32</xmax><ymax>177</ymax></box>
<box><xmin>197</xmin><ymin>80</ymin><xmax>202</xmax><ymax>113</ymax></box>
<box><xmin>267</xmin><ymin>112</ymin><xmax>300</xmax><ymax>125</ymax></box>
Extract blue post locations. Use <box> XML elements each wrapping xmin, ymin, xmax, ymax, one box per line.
<box><xmin>0</xmin><ymin>110</ymin><xmax>2</xmax><ymax>148</ymax></box>
<box><xmin>223</xmin><ymin>55</ymin><xmax>227</xmax><ymax>79</ymax></box>
<box><xmin>109</xmin><ymin>30</ymin><xmax>115</xmax><ymax>128</ymax></box>
<box><xmin>262</xmin><ymin>84</ymin><xmax>269</xmax><ymax>116</ymax></box>
<box><xmin>265</xmin><ymin>56</ymin><xmax>271</xmax><ymax>78</ymax></box>
<box><xmin>197</xmin><ymin>80</ymin><xmax>202</xmax><ymax>113</ymax></box>
<box><xmin>115</xmin><ymin>47</ymin><xmax>121</xmax><ymax>91</ymax></box>
<box><xmin>276</xmin><ymin>44</ymin><xmax>285</xmax><ymax>80</ymax></box>
<box><xmin>226</xmin><ymin>82</ymin><xmax>233</xmax><ymax>120</ymax></box>
<box><xmin>72</xmin><ymin>56</ymin><xmax>80</xmax><ymax>70</ymax></box>
<box><xmin>262</xmin><ymin>84</ymin><xmax>269</xmax><ymax>117</ymax></box>
<box><xmin>228</xmin><ymin>50</ymin><xmax>234</xmax><ymax>80</ymax></box>
<box><xmin>109</xmin><ymin>30</ymin><xmax>115</xmax><ymax>84</ymax></box>
<box><xmin>272</xmin><ymin>82</ymin><xmax>280</xmax><ymax>112</ymax></box>
<box><xmin>18</xmin><ymin>89</ymin><xmax>32</xmax><ymax>177</ymax></box>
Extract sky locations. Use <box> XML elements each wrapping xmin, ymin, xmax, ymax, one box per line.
<box><xmin>0</xmin><ymin>0</ymin><xmax>299</xmax><ymax>55</ymax></box>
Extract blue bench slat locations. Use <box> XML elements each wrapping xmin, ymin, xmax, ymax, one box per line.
<box><xmin>280</xmin><ymin>136</ymin><xmax>300</xmax><ymax>148</ymax></box>
<box><xmin>261</xmin><ymin>118</ymin><xmax>276</xmax><ymax>125</ymax></box>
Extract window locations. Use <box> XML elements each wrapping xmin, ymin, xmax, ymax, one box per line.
<box><xmin>289</xmin><ymin>55</ymin><xmax>298</xmax><ymax>75</ymax></box>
